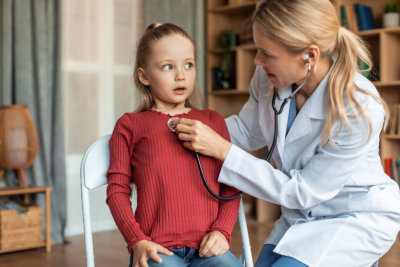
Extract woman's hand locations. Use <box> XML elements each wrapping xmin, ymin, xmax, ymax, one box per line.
<box><xmin>175</xmin><ymin>118</ymin><xmax>232</xmax><ymax>161</ymax></box>
<box><xmin>131</xmin><ymin>240</ymin><xmax>173</xmax><ymax>267</ymax></box>
<box><xmin>199</xmin><ymin>231</ymin><xmax>229</xmax><ymax>258</ymax></box>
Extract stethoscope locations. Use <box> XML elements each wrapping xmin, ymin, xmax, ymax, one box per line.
<box><xmin>264</xmin><ymin>55</ymin><xmax>311</xmax><ymax>162</ymax></box>
<box><xmin>167</xmin><ymin>55</ymin><xmax>311</xmax><ymax>200</ymax></box>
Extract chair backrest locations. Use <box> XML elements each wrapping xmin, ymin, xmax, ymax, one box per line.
<box><xmin>80</xmin><ymin>134</ymin><xmax>112</xmax><ymax>267</ymax></box>
<box><xmin>80</xmin><ymin>135</ymin><xmax>253</xmax><ymax>267</ymax></box>
<box><xmin>81</xmin><ymin>135</ymin><xmax>111</xmax><ymax>190</ymax></box>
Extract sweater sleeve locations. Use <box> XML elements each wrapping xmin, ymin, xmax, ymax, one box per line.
<box><xmin>106</xmin><ymin>114</ymin><xmax>152</xmax><ymax>251</ymax></box>
<box><xmin>207</xmin><ymin>110</ymin><xmax>241</xmax><ymax>243</ymax></box>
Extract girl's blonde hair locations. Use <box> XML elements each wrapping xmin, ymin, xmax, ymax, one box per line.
<box><xmin>253</xmin><ymin>0</ymin><xmax>389</xmax><ymax>145</ymax></box>
<box><xmin>134</xmin><ymin>23</ymin><xmax>204</xmax><ymax>112</ymax></box>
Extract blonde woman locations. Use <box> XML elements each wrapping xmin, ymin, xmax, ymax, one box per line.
<box><xmin>175</xmin><ymin>0</ymin><xmax>400</xmax><ymax>266</ymax></box>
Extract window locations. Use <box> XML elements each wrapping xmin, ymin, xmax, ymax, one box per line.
<box><xmin>62</xmin><ymin>0</ymin><xmax>142</xmax><ymax>235</ymax></box>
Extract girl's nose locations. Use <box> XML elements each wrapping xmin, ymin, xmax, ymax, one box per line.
<box><xmin>176</xmin><ymin>68</ymin><xmax>185</xmax><ymax>81</ymax></box>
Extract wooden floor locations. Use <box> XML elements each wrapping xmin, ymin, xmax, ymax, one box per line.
<box><xmin>0</xmin><ymin>219</ymin><xmax>399</xmax><ymax>267</ymax></box>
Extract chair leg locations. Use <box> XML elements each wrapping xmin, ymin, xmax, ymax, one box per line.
<box><xmin>238</xmin><ymin>198</ymin><xmax>254</xmax><ymax>267</ymax></box>
<box><xmin>81</xmin><ymin>184</ymin><xmax>95</xmax><ymax>267</ymax></box>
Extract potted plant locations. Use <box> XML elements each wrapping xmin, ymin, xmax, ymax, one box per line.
<box><xmin>383</xmin><ymin>0</ymin><xmax>399</xmax><ymax>28</ymax></box>
<box><xmin>212</xmin><ymin>30</ymin><xmax>237</xmax><ymax>90</ymax></box>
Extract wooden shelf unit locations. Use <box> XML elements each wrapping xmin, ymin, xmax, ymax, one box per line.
<box><xmin>206</xmin><ymin>0</ymin><xmax>259</xmax><ymax>118</ymax></box>
<box><xmin>332</xmin><ymin>0</ymin><xmax>400</xmax><ymax>168</ymax></box>
<box><xmin>0</xmin><ymin>186</ymin><xmax>52</xmax><ymax>253</ymax></box>
<box><xmin>206</xmin><ymin>0</ymin><xmax>281</xmax><ymax>223</ymax></box>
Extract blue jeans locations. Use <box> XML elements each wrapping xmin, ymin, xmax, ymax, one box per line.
<box><xmin>255</xmin><ymin>244</ymin><xmax>308</xmax><ymax>267</ymax></box>
<box><xmin>129</xmin><ymin>246</ymin><xmax>242</xmax><ymax>267</ymax></box>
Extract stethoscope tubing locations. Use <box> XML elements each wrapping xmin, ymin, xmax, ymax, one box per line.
<box><xmin>195</xmin><ymin>152</ymin><xmax>242</xmax><ymax>200</ymax></box>
<box><xmin>169</xmin><ymin>61</ymin><xmax>311</xmax><ymax>201</ymax></box>
<box><xmin>264</xmin><ymin>62</ymin><xmax>311</xmax><ymax>162</ymax></box>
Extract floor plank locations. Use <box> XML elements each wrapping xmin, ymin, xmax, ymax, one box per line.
<box><xmin>0</xmin><ymin>219</ymin><xmax>398</xmax><ymax>267</ymax></box>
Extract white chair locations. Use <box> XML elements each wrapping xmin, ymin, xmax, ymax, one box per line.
<box><xmin>80</xmin><ymin>135</ymin><xmax>253</xmax><ymax>267</ymax></box>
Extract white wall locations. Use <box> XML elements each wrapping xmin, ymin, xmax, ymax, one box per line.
<box><xmin>62</xmin><ymin>0</ymin><xmax>141</xmax><ymax>237</ymax></box>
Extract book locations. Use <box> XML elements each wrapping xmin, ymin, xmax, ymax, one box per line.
<box><xmin>340</xmin><ymin>5</ymin><xmax>349</xmax><ymax>29</ymax></box>
<box><xmin>396</xmin><ymin>105</ymin><xmax>400</xmax><ymax>135</ymax></box>
<box><xmin>353</xmin><ymin>4</ymin><xmax>375</xmax><ymax>31</ymax></box>
<box><xmin>389</xmin><ymin>104</ymin><xmax>399</xmax><ymax>135</ymax></box>
<box><xmin>345</xmin><ymin>4</ymin><xmax>358</xmax><ymax>32</ymax></box>
<box><xmin>392</xmin><ymin>158</ymin><xmax>399</xmax><ymax>183</ymax></box>
<box><xmin>385</xmin><ymin>158</ymin><xmax>392</xmax><ymax>177</ymax></box>
<box><xmin>396</xmin><ymin>159</ymin><xmax>400</xmax><ymax>184</ymax></box>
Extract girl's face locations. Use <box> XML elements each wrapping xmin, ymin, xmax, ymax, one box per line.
<box><xmin>253</xmin><ymin>23</ymin><xmax>308</xmax><ymax>89</ymax></box>
<box><xmin>138</xmin><ymin>34</ymin><xmax>196</xmax><ymax>110</ymax></box>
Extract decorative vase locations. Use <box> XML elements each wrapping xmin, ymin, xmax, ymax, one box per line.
<box><xmin>383</xmin><ymin>12</ymin><xmax>400</xmax><ymax>28</ymax></box>
<box><xmin>0</xmin><ymin>105</ymin><xmax>39</xmax><ymax>188</ymax></box>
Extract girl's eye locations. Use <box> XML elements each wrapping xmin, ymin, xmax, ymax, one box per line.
<box><xmin>162</xmin><ymin>64</ymin><xmax>173</xmax><ymax>71</ymax></box>
<box><xmin>185</xmin><ymin>62</ymin><xmax>194</xmax><ymax>70</ymax></box>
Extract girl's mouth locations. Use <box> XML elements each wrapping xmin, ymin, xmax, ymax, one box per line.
<box><xmin>174</xmin><ymin>87</ymin><xmax>186</xmax><ymax>94</ymax></box>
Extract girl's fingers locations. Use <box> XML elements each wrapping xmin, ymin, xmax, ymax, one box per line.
<box><xmin>139</xmin><ymin>257</ymin><xmax>149</xmax><ymax>267</ymax></box>
<box><xmin>148</xmin><ymin>251</ymin><xmax>162</xmax><ymax>263</ymax></box>
<box><xmin>157</xmin><ymin>246</ymin><xmax>174</xmax><ymax>256</ymax></box>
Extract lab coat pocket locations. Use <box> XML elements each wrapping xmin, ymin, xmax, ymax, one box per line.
<box><xmin>309</xmin><ymin>193</ymin><xmax>352</xmax><ymax>217</ymax></box>
<box><xmin>349</xmin><ymin>184</ymin><xmax>400</xmax><ymax>213</ymax></box>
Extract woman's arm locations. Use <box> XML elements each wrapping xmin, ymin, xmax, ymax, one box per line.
<box><xmin>219</xmin><ymin>96</ymin><xmax>385</xmax><ymax>209</ymax></box>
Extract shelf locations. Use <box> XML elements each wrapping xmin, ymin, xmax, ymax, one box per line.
<box><xmin>357</xmin><ymin>27</ymin><xmax>400</xmax><ymax>35</ymax></box>
<box><xmin>211</xmin><ymin>89</ymin><xmax>250</xmax><ymax>95</ymax></box>
<box><xmin>382</xmin><ymin>134</ymin><xmax>400</xmax><ymax>140</ymax></box>
<box><xmin>209</xmin><ymin>43</ymin><xmax>256</xmax><ymax>54</ymax></box>
<box><xmin>0</xmin><ymin>186</ymin><xmax>52</xmax><ymax>253</ymax></box>
<box><xmin>0</xmin><ymin>186</ymin><xmax>52</xmax><ymax>196</ymax></box>
<box><xmin>208</xmin><ymin>2</ymin><xmax>255</xmax><ymax>14</ymax></box>
<box><xmin>374</xmin><ymin>81</ymin><xmax>400</xmax><ymax>87</ymax></box>
<box><xmin>0</xmin><ymin>242</ymin><xmax>47</xmax><ymax>253</ymax></box>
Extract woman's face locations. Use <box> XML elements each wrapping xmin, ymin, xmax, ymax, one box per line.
<box><xmin>253</xmin><ymin>22</ymin><xmax>308</xmax><ymax>89</ymax></box>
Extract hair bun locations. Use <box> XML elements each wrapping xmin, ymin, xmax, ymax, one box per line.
<box><xmin>146</xmin><ymin>22</ymin><xmax>163</xmax><ymax>31</ymax></box>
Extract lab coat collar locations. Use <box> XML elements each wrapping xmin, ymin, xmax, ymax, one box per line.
<box><xmin>284</xmin><ymin>61</ymin><xmax>333</xmax><ymax>144</ymax></box>
<box><xmin>307</xmin><ymin>67</ymin><xmax>331</xmax><ymax>120</ymax></box>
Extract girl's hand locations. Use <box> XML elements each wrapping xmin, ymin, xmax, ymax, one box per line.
<box><xmin>199</xmin><ymin>231</ymin><xmax>229</xmax><ymax>258</ymax></box>
<box><xmin>175</xmin><ymin>118</ymin><xmax>232</xmax><ymax>161</ymax></box>
<box><xmin>131</xmin><ymin>240</ymin><xmax>173</xmax><ymax>267</ymax></box>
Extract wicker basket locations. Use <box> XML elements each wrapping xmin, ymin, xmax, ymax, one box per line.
<box><xmin>0</xmin><ymin>204</ymin><xmax>43</xmax><ymax>250</ymax></box>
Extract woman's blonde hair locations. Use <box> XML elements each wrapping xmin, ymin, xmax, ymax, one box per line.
<box><xmin>133</xmin><ymin>23</ymin><xmax>204</xmax><ymax>112</ymax></box>
<box><xmin>253</xmin><ymin>0</ymin><xmax>389</xmax><ymax>145</ymax></box>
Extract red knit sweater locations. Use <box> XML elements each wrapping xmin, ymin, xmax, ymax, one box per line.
<box><xmin>106</xmin><ymin>109</ymin><xmax>240</xmax><ymax>252</ymax></box>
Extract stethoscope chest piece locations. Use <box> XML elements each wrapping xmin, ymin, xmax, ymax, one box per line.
<box><xmin>167</xmin><ymin>117</ymin><xmax>179</xmax><ymax>132</ymax></box>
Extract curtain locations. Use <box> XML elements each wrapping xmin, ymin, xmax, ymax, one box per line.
<box><xmin>1</xmin><ymin>0</ymin><xmax>66</xmax><ymax>244</ymax></box>
<box><xmin>143</xmin><ymin>0</ymin><xmax>205</xmax><ymax>96</ymax></box>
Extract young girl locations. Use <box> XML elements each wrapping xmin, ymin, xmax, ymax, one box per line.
<box><xmin>106</xmin><ymin>23</ymin><xmax>242</xmax><ymax>267</ymax></box>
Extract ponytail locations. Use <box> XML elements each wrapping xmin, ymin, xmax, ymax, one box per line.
<box><xmin>323</xmin><ymin>27</ymin><xmax>389</xmax><ymax>146</ymax></box>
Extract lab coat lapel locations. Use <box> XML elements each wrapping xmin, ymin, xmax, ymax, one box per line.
<box><xmin>285</xmin><ymin>101</ymin><xmax>312</xmax><ymax>144</ymax></box>
<box><xmin>285</xmin><ymin>72</ymin><xmax>330</xmax><ymax>144</ymax></box>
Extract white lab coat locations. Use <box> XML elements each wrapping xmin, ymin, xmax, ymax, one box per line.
<box><xmin>219</xmin><ymin>66</ymin><xmax>400</xmax><ymax>267</ymax></box>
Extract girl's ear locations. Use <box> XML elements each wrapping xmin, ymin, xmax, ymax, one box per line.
<box><xmin>138</xmin><ymin>67</ymin><xmax>150</xmax><ymax>86</ymax></box>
